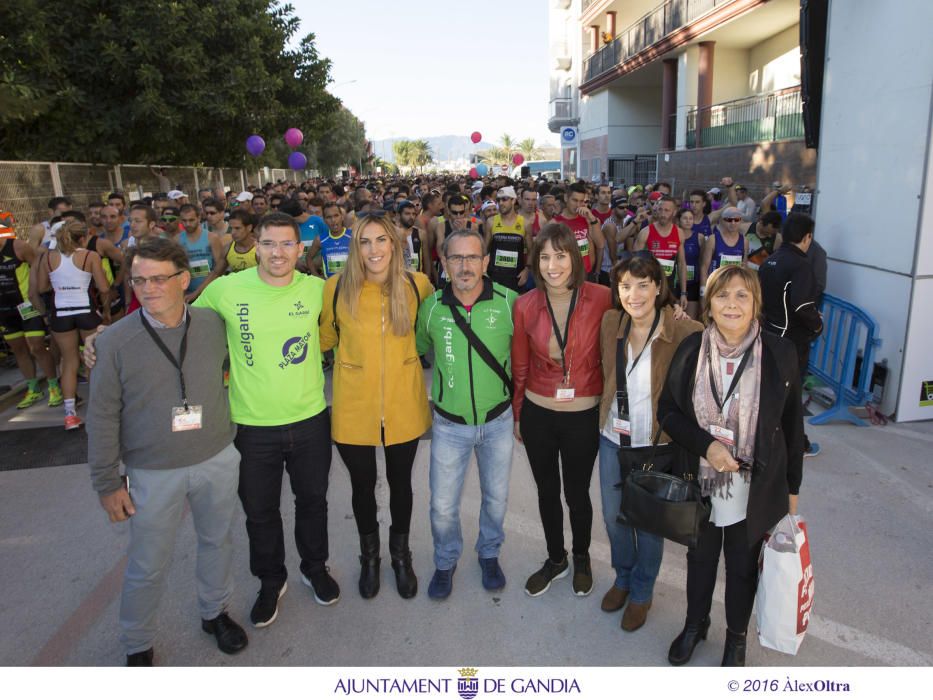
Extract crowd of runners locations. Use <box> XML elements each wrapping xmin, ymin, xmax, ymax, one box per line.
<box><xmin>0</xmin><ymin>168</ymin><xmax>824</xmax><ymax>667</ymax></box>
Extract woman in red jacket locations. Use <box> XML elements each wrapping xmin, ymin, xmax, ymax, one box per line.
<box><xmin>511</xmin><ymin>222</ymin><xmax>612</xmax><ymax>598</ymax></box>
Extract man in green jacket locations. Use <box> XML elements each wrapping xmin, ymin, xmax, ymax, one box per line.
<box><xmin>416</xmin><ymin>228</ymin><xmax>517</xmax><ymax>600</ymax></box>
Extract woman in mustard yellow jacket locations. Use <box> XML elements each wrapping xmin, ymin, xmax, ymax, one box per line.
<box><xmin>320</xmin><ymin>213</ymin><xmax>433</xmax><ymax>602</ymax></box>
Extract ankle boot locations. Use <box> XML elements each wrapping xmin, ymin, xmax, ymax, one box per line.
<box><xmin>667</xmin><ymin>616</ymin><xmax>711</xmax><ymax>666</ymax></box>
<box><xmin>388</xmin><ymin>529</ymin><xmax>418</xmax><ymax>599</ymax></box>
<box><xmin>358</xmin><ymin>531</ymin><xmax>380</xmax><ymax>599</ymax></box>
<box><xmin>721</xmin><ymin>628</ymin><xmax>747</xmax><ymax>666</ymax></box>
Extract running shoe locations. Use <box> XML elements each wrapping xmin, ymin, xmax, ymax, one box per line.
<box><xmin>64</xmin><ymin>415</ymin><xmax>84</xmax><ymax>431</ymax></box>
<box><xmin>804</xmin><ymin>442</ymin><xmax>821</xmax><ymax>458</ymax></box>
<box><xmin>48</xmin><ymin>385</ymin><xmax>63</xmax><ymax>407</ymax></box>
<box><xmin>17</xmin><ymin>389</ymin><xmax>44</xmax><ymax>410</ymax></box>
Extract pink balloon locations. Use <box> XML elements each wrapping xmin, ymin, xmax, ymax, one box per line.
<box><xmin>512</xmin><ymin>153</ymin><xmax>524</xmax><ymax>166</ymax></box>
<box><xmin>284</xmin><ymin>128</ymin><xmax>304</xmax><ymax>148</ymax></box>
<box><xmin>470</xmin><ymin>131</ymin><xmax>482</xmax><ymax>144</ymax></box>
<box><xmin>469</xmin><ymin>167</ymin><xmax>479</xmax><ymax>178</ymax></box>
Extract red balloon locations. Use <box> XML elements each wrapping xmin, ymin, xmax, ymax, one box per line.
<box><xmin>512</xmin><ymin>153</ymin><xmax>525</xmax><ymax>166</ymax></box>
<box><xmin>469</xmin><ymin>167</ymin><xmax>479</xmax><ymax>178</ymax></box>
<box><xmin>470</xmin><ymin>131</ymin><xmax>482</xmax><ymax>144</ymax></box>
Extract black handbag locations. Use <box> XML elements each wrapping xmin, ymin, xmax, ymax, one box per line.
<box><xmin>620</xmin><ymin>469</ymin><xmax>711</xmax><ymax>548</ymax></box>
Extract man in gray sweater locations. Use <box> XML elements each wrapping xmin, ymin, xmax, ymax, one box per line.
<box><xmin>87</xmin><ymin>238</ymin><xmax>248</xmax><ymax>666</ymax></box>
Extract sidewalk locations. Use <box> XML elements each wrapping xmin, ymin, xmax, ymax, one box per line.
<box><xmin>0</xmin><ymin>370</ymin><xmax>931</xmax><ymax>667</ymax></box>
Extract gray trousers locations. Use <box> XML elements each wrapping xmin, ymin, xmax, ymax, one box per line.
<box><xmin>120</xmin><ymin>442</ymin><xmax>240</xmax><ymax>655</ymax></box>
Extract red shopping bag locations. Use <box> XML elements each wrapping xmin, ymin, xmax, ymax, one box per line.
<box><xmin>755</xmin><ymin>514</ymin><xmax>814</xmax><ymax>654</ymax></box>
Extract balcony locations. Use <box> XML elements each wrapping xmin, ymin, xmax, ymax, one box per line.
<box><xmin>548</xmin><ymin>97</ymin><xmax>579</xmax><ymax>133</ymax></box>
<box><xmin>583</xmin><ymin>0</ymin><xmax>736</xmax><ymax>84</ymax></box>
<box><xmin>681</xmin><ymin>86</ymin><xmax>803</xmax><ymax>149</ymax></box>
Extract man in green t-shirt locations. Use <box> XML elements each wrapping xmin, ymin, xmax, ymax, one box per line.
<box><xmin>193</xmin><ymin>211</ymin><xmax>337</xmax><ymax>628</ymax></box>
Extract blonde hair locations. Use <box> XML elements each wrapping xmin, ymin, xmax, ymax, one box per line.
<box><xmin>57</xmin><ymin>220</ymin><xmax>89</xmax><ymax>255</ymax></box>
<box><xmin>701</xmin><ymin>265</ymin><xmax>762</xmax><ymax>325</ymax></box>
<box><xmin>339</xmin><ymin>215</ymin><xmax>414</xmax><ymax>336</ymax></box>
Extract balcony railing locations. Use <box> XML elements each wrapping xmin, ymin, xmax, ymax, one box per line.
<box><xmin>683</xmin><ymin>87</ymin><xmax>803</xmax><ymax>149</ymax></box>
<box><xmin>583</xmin><ymin>0</ymin><xmax>732</xmax><ymax>83</ymax></box>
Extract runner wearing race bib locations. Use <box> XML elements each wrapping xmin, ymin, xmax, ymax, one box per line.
<box><xmin>699</xmin><ymin>206</ymin><xmax>747</xmax><ymax>294</ymax></box>
<box><xmin>554</xmin><ymin>182</ymin><xmax>602</xmax><ymax>275</ymax></box>
<box><xmin>176</xmin><ymin>204</ymin><xmax>221</xmax><ymax>294</ymax></box>
<box><xmin>486</xmin><ymin>187</ymin><xmax>528</xmax><ymax>291</ymax></box>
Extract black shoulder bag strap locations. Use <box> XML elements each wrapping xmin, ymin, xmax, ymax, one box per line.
<box><xmin>446</xmin><ymin>302</ymin><xmax>513</xmax><ymax>396</ymax></box>
<box><xmin>331</xmin><ymin>271</ymin><xmax>421</xmax><ymax>340</ymax></box>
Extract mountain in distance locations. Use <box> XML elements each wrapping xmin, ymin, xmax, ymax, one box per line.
<box><xmin>371</xmin><ymin>134</ymin><xmax>557</xmax><ymax>164</ymax></box>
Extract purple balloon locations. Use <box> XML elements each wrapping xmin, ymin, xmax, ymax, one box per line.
<box><xmin>288</xmin><ymin>151</ymin><xmax>308</xmax><ymax>171</ymax></box>
<box><xmin>284</xmin><ymin>128</ymin><xmax>304</xmax><ymax>148</ymax></box>
<box><xmin>245</xmin><ymin>134</ymin><xmax>265</xmax><ymax>157</ymax></box>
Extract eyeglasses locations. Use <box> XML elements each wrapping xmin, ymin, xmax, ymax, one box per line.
<box><xmin>723</xmin><ymin>217</ymin><xmax>743</xmax><ymax>223</ymax></box>
<box><xmin>448</xmin><ymin>209</ymin><xmax>466</xmax><ymax>216</ymax></box>
<box><xmin>446</xmin><ymin>254</ymin><xmax>483</xmax><ymax>265</ymax></box>
<box><xmin>258</xmin><ymin>240</ymin><xmax>299</xmax><ymax>250</ymax></box>
<box><xmin>160</xmin><ymin>216</ymin><xmax>178</xmax><ymax>223</ymax></box>
<box><xmin>128</xmin><ymin>271</ymin><xmax>184</xmax><ymax>287</ymax></box>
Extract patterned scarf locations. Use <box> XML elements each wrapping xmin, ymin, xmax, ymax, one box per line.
<box><xmin>692</xmin><ymin>321</ymin><xmax>762</xmax><ymax>498</ymax></box>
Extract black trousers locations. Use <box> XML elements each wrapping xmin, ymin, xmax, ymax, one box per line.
<box><xmin>235</xmin><ymin>409</ymin><xmax>332</xmax><ymax>587</ymax></box>
<box><xmin>335</xmin><ymin>438</ymin><xmax>420</xmax><ymax>536</ymax></box>
<box><xmin>519</xmin><ymin>400</ymin><xmax>599</xmax><ymax>561</ymax></box>
<box><xmin>686</xmin><ymin>518</ymin><xmax>764</xmax><ymax>633</ymax></box>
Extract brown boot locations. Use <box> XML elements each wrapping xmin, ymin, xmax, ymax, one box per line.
<box><xmin>600</xmin><ymin>586</ymin><xmax>629</xmax><ymax>612</ymax></box>
<box><xmin>621</xmin><ymin>599</ymin><xmax>652</xmax><ymax>631</ymax></box>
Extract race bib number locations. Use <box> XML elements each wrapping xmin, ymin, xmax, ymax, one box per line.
<box><xmin>658</xmin><ymin>257</ymin><xmax>675</xmax><ymax>277</ymax></box>
<box><xmin>576</xmin><ymin>235</ymin><xmax>589</xmax><ymax>257</ymax></box>
<box><xmin>686</xmin><ymin>264</ymin><xmax>695</xmax><ymax>282</ymax></box>
<box><xmin>719</xmin><ymin>254</ymin><xmax>743</xmax><ymax>268</ymax></box>
<box><xmin>326</xmin><ymin>252</ymin><xmax>348</xmax><ymax>275</ymax></box>
<box><xmin>172</xmin><ymin>405</ymin><xmax>203</xmax><ymax>432</ymax></box>
<box><xmin>410</xmin><ymin>253</ymin><xmax>420</xmax><ymax>272</ymax></box>
<box><xmin>494</xmin><ymin>249</ymin><xmax>518</xmax><ymax>269</ymax></box>
<box><xmin>17</xmin><ymin>301</ymin><xmax>40</xmax><ymax>321</ymax></box>
<box><xmin>189</xmin><ymin>258</ymin><xmax>210</xmax><ymax>278</ymax></box>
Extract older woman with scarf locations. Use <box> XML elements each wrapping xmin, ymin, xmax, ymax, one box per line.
<box><xmin>657</xmin><ymin>265</ymin><xmax>804</xmax><ymax>667</ymax></box>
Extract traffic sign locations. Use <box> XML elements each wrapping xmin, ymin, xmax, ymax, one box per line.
<box><xmin>561</xmin><ymin>127</ymin><xmax>577</xmax><ymax>145</ymax></box>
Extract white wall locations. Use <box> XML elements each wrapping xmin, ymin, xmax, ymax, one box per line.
<box><xmin>711</xmin><ymin>47</ymin><xmax>750</xmax><ymax>104</ymax></box>
<box><xmin>748</xmin><ymin>25</ymin><xmax>800</xmax><ymax>94</ymax></box>
<box><xmin>608</xmin><ymin>85</ymin><xmax>662</xmax><ymax>153</ymax></box>
<box><xmin>675</xmin><ymin>46</ymin><xmax>699</xmax><ymax>150</ymax></box>
<box><xmin>578</xmin><ymin>89</ymin><xmax>610</xmax><ymax>141</ymax></box>
<box><xmin>816</xmin><ymin>0</ymin><xmax>933</xmax><ymax>420</ymax></box>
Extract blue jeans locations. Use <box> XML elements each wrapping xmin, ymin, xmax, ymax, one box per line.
<box><xmin>429</xmin><ymin>407</ymin><xmax>514</xmax><ymax>570</ymax></box>
<box><xmin>598</xmin><ymin>434</ymin><xmax>664</xmax><ymax>603</ymax></box>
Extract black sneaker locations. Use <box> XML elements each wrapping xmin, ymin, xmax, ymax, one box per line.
<box><xmin>572</xmin><ymin>553</ymin><xmax>594</xmax><ymax>596</ymax></box>
<box><xmin>250</xmin><ymin>581</ymin><xmax>287</xmax><ymax>628</ymax></box>
<box><xmin>524</xmin><ymin>556</ymin><xmax>569</xmax><ymax>597</ymax></box>
<box><xmin>126</xmin><ymin>648</ymin><xmax>154</xmax><ymax>666</ymax></box>
<box><xmin>302</xmin><ymin>568</ymin><xmax>340</xmax><ymax>606</ymax></box>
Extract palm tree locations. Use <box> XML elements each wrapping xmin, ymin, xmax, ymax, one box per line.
<box><xmin>410</xmin><ymin>139</ymin><xmax>433</xmax><ymax>173</ymax></box>
<box><xmin>500</xmin><ymin>133</ymin><xmax>514</xmax><ymax>154</ymax></box>
<box><xmin>517</xmin><ymin>137</ymin><xmax>541</xmax><ymax>160</ymax></box>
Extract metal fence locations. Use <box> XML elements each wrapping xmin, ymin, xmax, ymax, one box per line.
<box><xmin>583</xmin><ymin>0</ymin><xmax>731</xmax><ymax>83</ymax></box>
<box><xmin>685</xmin><ymin>86</ymin><xmax>804</xmax><ymax>149</ymax></box>
<box><xmin>608</xmin><ymin>156</ymin><xmax>658</xmax><ymax>188</ymax></box>
<box><xmin>0</xmin><ymin>161</ymin><xmax>310</xmax><ymax>231</ymax></box>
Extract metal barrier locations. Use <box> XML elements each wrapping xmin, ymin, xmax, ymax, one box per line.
<box><xmin>807</xmin><ymin>294</ymin><xmax>881</xmax><ymax>426</ymax></box>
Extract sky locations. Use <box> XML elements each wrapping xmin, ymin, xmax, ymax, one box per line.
<box><xmin>290</xmin><ymin>0</ymin><xmax>555</xmax><ymax>150</ymax></box>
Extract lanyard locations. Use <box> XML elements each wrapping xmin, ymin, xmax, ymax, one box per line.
<box><xmin>139</xmin><ymin>311</ymin><xmax>192</xmax><ymax>410</ymax></box>
<box><xmin>615</xmin><ymin>308</ymin><xmax>661</xmax><ymax>420</ymax></box>
<box><xmin>708</xmin><ymin>341</ymin><xmax>753</xmax><ymax>414</ymax></box>
<box><xmin>544</xmin><ymin>288</ymin><xmax>578</xmax><ymax>378</ymax></box>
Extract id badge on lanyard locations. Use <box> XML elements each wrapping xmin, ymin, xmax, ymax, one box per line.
<box><xmin>172</xmin><ymin>405</ymin><xmax>203</xmax><ymax>432</ymax></box>
<box><xmin>613</xmin><ymin>414</ymin><xmax>632</xmax><ymax>436</ymax></box>
<box><xmin>555</xmin><ymin>375</ymin><xmax>575</xmax><ymax>402</ymax></box>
